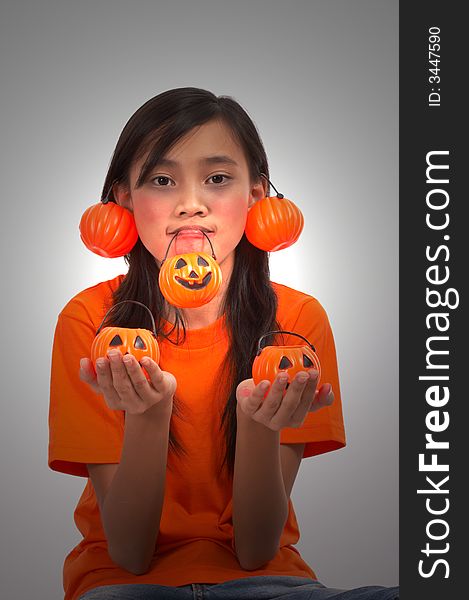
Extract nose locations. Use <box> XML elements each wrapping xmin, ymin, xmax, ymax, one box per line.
<box><xmin>175</xmin><ymin>186</ymin><xmax>209</xmax><ymax>217</ymax></box>
<box><xmin>189</xmin><ymin>271</ymin><xmax>198</xmax><ymax>278</ymax></box>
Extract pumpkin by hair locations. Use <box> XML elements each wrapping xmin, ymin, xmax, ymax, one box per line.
<box><xmin>79</xmin><ymin>201</ymin><xmax>138</xmax><ymax>258</ymax></box>
<box><xmin>244</xmin><ymin>174</ymin><xmax>304</xmax><ymax>252</ymax></box>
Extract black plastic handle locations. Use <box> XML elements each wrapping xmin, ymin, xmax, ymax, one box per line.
<box><xmin>161</xmin><ymin>230</ymin><xmax>217</xmax><ymax>264</ymax></box>
<box><xmin>256</xmin><ymin>330</ymin><xmax>316</xmax><ymax>356</ymax></box>
<box><xmin>95</xmin><ymin>300</ymin><xmax>157</xmax><ymax>337</ymax></box>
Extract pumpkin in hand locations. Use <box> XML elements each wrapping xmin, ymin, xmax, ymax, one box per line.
<box><xmin>91</xmin><ymin>326</ymin><xmax>159</xmax><ymax>369</ymax></box>
<box><xmin>252</xmin><ymin>330</ymin><xmax>321</xmax><ymax>390</ymax></box>
<box><xmin>90</xmin><ymin>301</ymin><xmax>160</xmax><ymax>380</ymax></box>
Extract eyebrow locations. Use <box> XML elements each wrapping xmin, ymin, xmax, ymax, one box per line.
<box><xmin>155</xmin><ymin>155</ymin><xmax>239</xmax><ymax>168</ymax></box>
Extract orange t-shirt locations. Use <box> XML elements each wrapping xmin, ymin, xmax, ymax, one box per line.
<box><xmin>48</xmin><ymin>274</ymin><xmax>346</xmax><ymax>600</ymax></box>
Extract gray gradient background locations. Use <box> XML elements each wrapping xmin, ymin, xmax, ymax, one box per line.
<box><xmin>0</xmin><ymin>0</ymin><xmax>398</xmax><ymax>597</ymax></box>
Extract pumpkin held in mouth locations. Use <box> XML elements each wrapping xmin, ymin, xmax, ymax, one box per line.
<box><xmin>158</xmin><ymin>231</ymin><xmax>222</xmax><ymax>308</ymax></box>
<box><xmin>252</xmin><ymin>330</ymin><xmax>321</xmax><ymax>390</ymax></box>
<box><xmin>158</xmin><ymin>251</ymin><xmax>222</xmax><ymax>308</ymax></box>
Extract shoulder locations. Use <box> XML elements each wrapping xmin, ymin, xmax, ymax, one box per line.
<box><xmin>59</xmin><ymin>274</ymin><xmax>125</xmax><ymax>330</ymax></box>
<box><xmin>270</xmin><ymin>280</ymin><xmax>329</xmax><ymax>326</ymax></box>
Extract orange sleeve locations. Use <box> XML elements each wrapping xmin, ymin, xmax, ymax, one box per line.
<box><xmin>279</xmin><ymin>298</ymin><xmax>346</xmax><ymax>458</ymax></box>
<box><xmin>48</xmin><ymin>302</ymin><xmax>125</xmax><ymax>478</ymax></box>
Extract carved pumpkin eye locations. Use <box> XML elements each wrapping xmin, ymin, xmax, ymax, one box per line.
<box><xmin>303</xmin><ymin>354</ymin><xmax>314</xmax><ymax>368</ymax></box>
<box><xmin>134</xmin><ymin>335</ymin><xmax>146</xmax><ymax>350</ymax></box>
<box><xmin>175</xmin><ymin>258</ymin><xmax>187</xmax><ymax>269</ymax></box>
<box><xmin>109</xmin><ymin>334</ymin><xmax>123</xmax><ymax>346</ymax></box>
<box><xmin>197</xmin><ymin>255</ymin><xmax>209</xmax><ymax>267</ymax></box>
<box><xmin>279</xmin><ymin>356</ymin><xmax>293</xmax><ymax>369</ymax></box>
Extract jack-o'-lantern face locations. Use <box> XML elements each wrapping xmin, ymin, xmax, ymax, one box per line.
<box><xmin>158</xmin><ymin>251</ymin><xmax>222</xmax><ymax>308</ymax></box>
<box><xmin>91</xmin><ymin>326</ymin><xmax>160</xmax><ymax>375</ymax></box>
<box><xmin>174</xmin><ymin>254</ymin><xmax>213</xmax><ymax>290</ymax></box>
<box><xmin>252</xmin><ymin>344</ymin><xmax>321</xmax><ymax>388</ymax></box>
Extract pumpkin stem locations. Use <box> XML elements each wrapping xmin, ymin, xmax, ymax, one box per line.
<box><xmin>101</xmin><ymin>178</ymin><xmax>120</xmax><ymax>205</ymax></box>
<box><xmin>256</xmin><ymin>330</ymin><xmax>316</xmax><ymax>355</ymax></box>
<box><xmin>161</xmin><ymin>230</ymin><xmax>217</xmax><ymax>264</ymax></box>
<box><xmin>96</xmin><ymin>300</ymin><xmax>157</xmax><ymax>338</ymax></box>
<box><xmin>259</xmin><ymin>173</ymin><xmax>284</xmax><ymax>199</ymax></box>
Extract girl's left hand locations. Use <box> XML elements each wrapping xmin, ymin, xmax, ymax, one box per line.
<box><xmin>236</xmin><ymin>370</ymin><xmax>334</xmax><ymax>431</ymax></box>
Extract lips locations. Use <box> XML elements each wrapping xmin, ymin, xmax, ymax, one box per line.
<box><xmin>168</xmin><ymin>226</ymin><xmax>213</xmax><ymax>235</ymax></box>
<box><xmin>175</xmin><ymin>230</ymin><xmax>205</xmax><ymax>237</ymax></box>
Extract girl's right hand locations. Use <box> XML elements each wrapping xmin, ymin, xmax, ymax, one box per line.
<box><xmin>79</xmin><ymin>350</ymin><xmax>176</xmax><ymax>416</ymax></box>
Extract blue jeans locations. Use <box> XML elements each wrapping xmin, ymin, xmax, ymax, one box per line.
<box><xmin>77</xmin><ymin>576</ymin><xmax>399</xmax><ymax>599</ymax></box>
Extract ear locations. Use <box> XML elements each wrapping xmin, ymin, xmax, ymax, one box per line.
<box><xmin>248</xmin><ymin>180</ymin><xmax>267</xmax><ymax>210</ymax></box>
<box><xmin>112</xmin><ymin>181</ymin><xmax>133</xmax><ymax>212</ymax></box>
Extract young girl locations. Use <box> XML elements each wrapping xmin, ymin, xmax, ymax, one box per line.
<box><xmin>48</xmin><ymin>87</ymin><xmax>399</xmax><ymax>600</ymax></box>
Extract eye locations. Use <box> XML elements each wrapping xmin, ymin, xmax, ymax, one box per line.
<box><xmin>134</xmin><ymin>335</ymin><xmax>146</xmax><ymax>350</ymax></box>
<box><xmin>109</xmin><ymin>334</ymin><xmax>123</xmax><ymax>346</ymax></box>
<box><xmin>208</xmin><ymin>174</ymin><xmax>231</xmax><ymax>184</ymax></box>
<box><xmin>279</xmin><ymin>356</ymin><xmax>293</xmax><ymax>369</ymax></box>
<box><xmin>197</xmin><ymin>256</ymin><xmax>209</xmax><ymax>267</ymax></box>
<box><xmin>175</xmin><ymin>258</ymin><xmax>187</xmax><ymax>269</ymax></box>
<box><xmin>303</xmin><ymin>354</ymin><xmax>314</xmax><ymax>368</ymax></box>
<box><xmin>152</xmin><ymin>175</ymin><xmax>173</xmax><ymax>186</ymax></box>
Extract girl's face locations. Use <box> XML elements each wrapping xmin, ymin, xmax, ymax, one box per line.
<box><xmin>114</xmin><ymin>119</ymin><xmax>266</xmax><ymax>276</ymax></box>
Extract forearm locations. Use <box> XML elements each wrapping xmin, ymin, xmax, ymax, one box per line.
<box><xmin>101</xmin><ymin>400</ymin><xmax>172</xmax><ymax>574</ymax></box>
<box><xmin>233</xmin><ymin>405</ymin><xmax>289</xmax><ymax>570</ymax></box>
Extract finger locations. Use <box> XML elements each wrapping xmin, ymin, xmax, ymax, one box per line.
<box><xmin>79</xmin><ymin>358</ymin><xmax>101</xmax><ymax>394</ymax></box>
<box><xmin>122</xmin><ymin>354</ymin><xmax>150</xmax><ymax>398</ymax></box>
<box><xmin>236</xmin><ymin>378</ymin><xmax>255</xmax><ymax>398</ymax></box>
<box><xmin>308</xmin><ymin>384</ymin><xmax>335</xmax><ymax>413</ymax></box>
<box><xmin>252</xmin><ymin>372</ymin><xmax>291</xmax><ymax>425</ymax></box>
<box><xmin>268</xmin><ymin>370</ymin><xmax>312</xmax><ymax>428</ymax></box>
<box><xmin>288</xmin><ymin>369</ymin><xmax>320</xmax><ymax>425</ymax></box>
<box><xmin>239</xmin><ymin>379</ymin><xmax>270</xmax><ymax>417</ymax></box>
<box><xmin>107</xmin><ymin>350</ymin><xmax>143</xmax><ymax>406</ymax></box>
<box><xmin>142</xmin><ymin>357</ymin><xmax>177</xmax><ymax>399</ymax></box>
<box><xmin>140</xmin><ymin>357</ymin><xmax>164</xmax><ymax>388</ymax></box>
<box><xmin>235</xmin><ymin>379</ymin><xmax>255</xmax><ymax>414</ymax></box>
<box><xmin>79</xmin><ymin>357</ymin><xmax>95</xmax><ymax>382</ymax></box>
<box><xmin>299</xmin><ymin>369</ymin><xmax>320</xmax><ymax>402</ymax></box>
<box><xmin>95</xmin><ymin>355</ymin><xmax>126</xmax><ymax>409</ymax></box>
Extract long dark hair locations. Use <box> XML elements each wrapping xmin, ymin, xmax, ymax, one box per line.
<box><xmin>100</xmin><ymin>87</ymin><xmax>281</xmax><ymax>477</ymax></box>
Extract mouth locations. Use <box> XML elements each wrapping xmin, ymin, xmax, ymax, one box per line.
<box><xmin>175</xmin><ymin>272</ymin><xmax>212</xmax><ymax>290</ymax></box>
<box><xmin>168</xmin><ymin>227</ymin><xmax>214</xmax><ymax>235</ymax></box>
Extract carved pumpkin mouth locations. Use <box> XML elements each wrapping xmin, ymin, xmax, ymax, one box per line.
<box><xmin>175</xmin><ymin>272</ymin><xmax>212</xmax><ymax>290</ymax></box>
